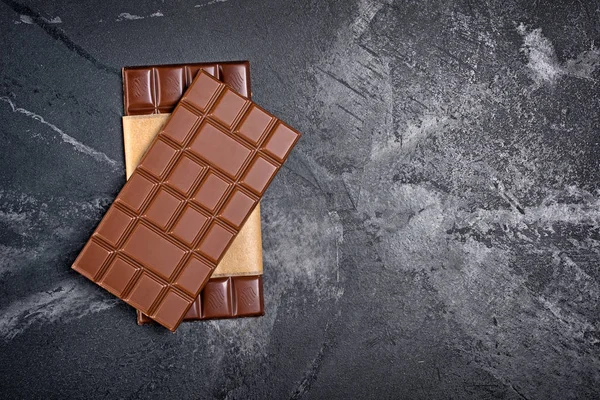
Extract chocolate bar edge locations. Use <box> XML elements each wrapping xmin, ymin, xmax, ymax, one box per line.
<box><xmin>121</xmin><ymin>60</ymin><xmax>252</xmax><ymax>117</ymax></box>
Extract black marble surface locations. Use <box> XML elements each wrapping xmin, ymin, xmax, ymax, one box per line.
<box><xmin>1</xmin><ymin>0</ymin><xmax>600</xmax><ymax>398</ymax></box>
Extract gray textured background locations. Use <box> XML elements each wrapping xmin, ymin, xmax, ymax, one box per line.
<box><xmin>1</xmin><ymin>0</ymin><xmax>600</xmax><ymax>398</ymax></box>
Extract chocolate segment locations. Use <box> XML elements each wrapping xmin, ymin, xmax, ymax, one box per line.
<box><xmin>73</xmin><ymin>70</ymin><xmax>300</xmax><ymax>331</ymax></box>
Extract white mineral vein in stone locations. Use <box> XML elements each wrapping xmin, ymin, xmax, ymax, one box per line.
<box><xmin>0</xmin><ymin>279</ymin><xmax>117</xmax><ymax>341</ymax></box>
<box><xmin>0</xmin><ymin>96</ymin><xmax>119</xmax><ymax>169</ymax></box>
<box><xmin>116</xmin><ymin>11</ymin><xmax>163</xmax><ymax>21</ymax></box>
<box><xmin>195</xmin><ymin>0</ymin><xmax>230</xmax><ymax>8</ymax></box>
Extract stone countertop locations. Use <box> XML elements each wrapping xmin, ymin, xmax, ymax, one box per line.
<box><xmin>1</xmin><ymin>0</ymin><xmax>599</xmax><ymax>398</ymax></box>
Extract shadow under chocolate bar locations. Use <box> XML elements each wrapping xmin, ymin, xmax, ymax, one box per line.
<box><xmin>72</xmin><ymin>70</ymin><xmax>301</xmax><ymax>331</ymax></box>
<box><xmin>122</xmin><ymin>61</ymin><xmax>265</xmax><ymax>325</ymax></box>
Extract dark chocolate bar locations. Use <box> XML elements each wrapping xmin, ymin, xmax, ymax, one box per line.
<box><xmin>73</xmin><ymin>70</ymin><xmax>300</xmax><ymax>331</ymax></box>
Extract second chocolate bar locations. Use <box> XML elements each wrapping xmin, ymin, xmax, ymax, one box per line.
<box><xmin>72</xmin><ymin>71</ymin><xmax>301</xmax><ymax>331</ymax></box>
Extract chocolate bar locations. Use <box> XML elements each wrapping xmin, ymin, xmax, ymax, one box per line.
<box><xmin>73</xmin><ymin>70</ymin><xmax>301</xmax><ymax>331</ymax></box>
<box><xmin>136</xmin><ymin>275</ymin><xmax>264</xmax><ymax>324</ymax></box>
<box><xmin>122</xmin><ymin>61</ymin><xmax>264</xmax><ymax>324</ymax></box>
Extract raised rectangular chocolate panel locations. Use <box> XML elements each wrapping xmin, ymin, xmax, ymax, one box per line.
<box><xmin>166</xmin><ymin>155</ymin><xmax>207</xmax><ymax>195</ymax></box>
<box><xmin>219</xmin><ymin>189</ymin><xmax>257</xmax><ymax>229</ymax></box>
<box><xmin>161</xmin><ymin>107</ymin><xmax>199</xmax><ymax>145</ymax></box>
<box><xmin>170</xmin><ymin>205</ymin><xmax>210</xmax><ymax>246</ymax></box>
<box><xmin>202</xmin><ymin>278</ymin><xmax>233</xmax><ymax>318</ymax></box>
<box><xmin>241</xmin><ymin>155</ymin><xmax>279</xmax><ymax>196</ymax></box>
<box><xmin>121</xmin><ymin>223</ymin><xmax>186</xmax><ymax>280</ymax></box>
<box><xmin>173</xmin><ymin>256</ymin><xmax>213</xmax><ymax>297</ymax></box>
<box><xmin>124</xmin><ymin>69</ymin><xmax>154</xmax><ymax>111</ymax></box>
<box><xmin>74</xmin><ymin>70</ymin><xmax>299</xmax><ymax>331</ymax></box>
<box><xmin>95</xmin><ymin>207</ymin><xmax>135</xmax><ymax>247</ymax></box>
<box><xmin>75</xmin><ymin>241</ymin><xmax>111</xmax><ymax>281</ymax></box>
<box><xmin>153</xmin><ymin>289</ymin><xmax>192</xmax><ymax>328</ymax></box>
<box><xmin>117</xmin><ymin>174</ymin><xmax>157</xmax><ymax>213</ymax></box>
<box><xmin>187</xmin><ymin>121</ymin><xmax>252</xmax><ymax>178</ymax></box>
<box><xmin>209</xmin><ymin>89</ymin><xmax>248</xmax><ymax>128</ymax></box>
<box><xmin>128</xmin><ymin>272</ymin><xmax>166</xmax><ymax>313</ymax></box>
<box><xmin>155</xmin><ymin>66</ymin><xmax>186</xmax><ymax>110</ymax></box>
<box><xmin>233</xmin><ymin>276</ymin><xmax>264</xmax><ymax>316</ymax></box>
<box><xmin>142</xmin><ymin>188</ymin><xmax>185</xmax><ymax>230</ymax></box>
<box><xmin>186</xmin><ymin>65</ymin><xmax>217</xmax><ymax>86</ymax></box>
<box><xmin>193</xmin><ymin>172</ymin><xmax>232</xmax><ymax>212</ymax></box>
<box><xmin>196</xmin><ymin>222</ymin><xmax>235</xmax><ymax>263</ymax></box>
<box><xmin>261</xmin><ymin>123</ymin><xmax>300</xmax><ymax>162</ymax></box>
<box><xmin>99</xmin><ymin>256</ymin><xmax>140</xmax><ymax>297</ymax></box>
<box><xmin>236</xmin><ymin>106</ymin><xmax>274</xmax><ymax>145</ymax></box>
<box><xmin>219</xmin><ymin>64</ymin><xmax>250</xmax><ymax>98</ymax></box>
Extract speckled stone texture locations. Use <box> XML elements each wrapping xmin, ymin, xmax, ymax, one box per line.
<box><xmin>1</xmin><ymin>0</ymin><xmax>599</xmax><ymax>399</ymax></box>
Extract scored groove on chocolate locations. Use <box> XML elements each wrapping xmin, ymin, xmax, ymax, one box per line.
<box><xmin>137</xmin><ymin>275</ymin><xmax>264</xmax><ymax>325</ymax></box>
<box><xmin>73</xmin><ymin>70</ymin><xmax>300</xmax><ymax>331</ymax></box>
